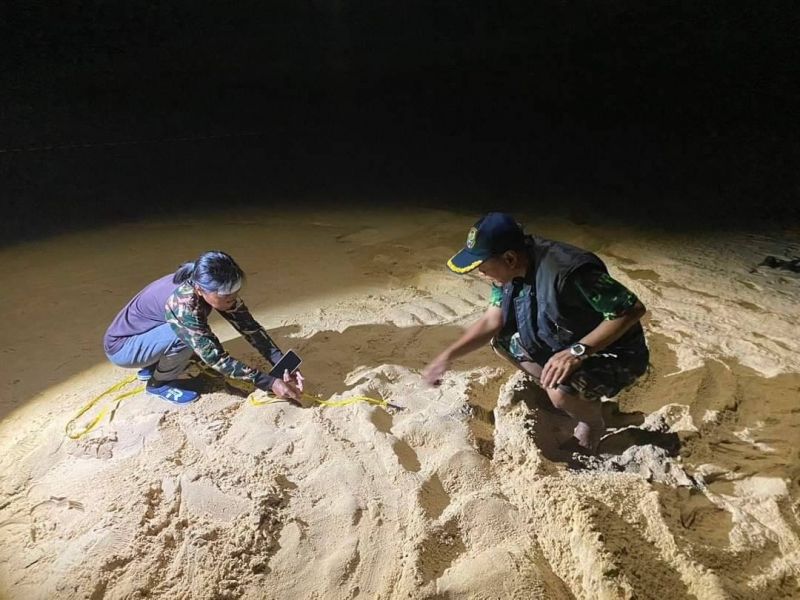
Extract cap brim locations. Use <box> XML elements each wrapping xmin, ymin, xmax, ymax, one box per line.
<box><xmin>447</xmin><ymin>249</ymin><xmax>487</xmax><ymax>274</ymax></box>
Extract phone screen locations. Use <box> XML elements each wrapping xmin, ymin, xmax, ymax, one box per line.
<box><xmin>268</xmin><ymin>350</ymin><xmax>302</xmax><ymax>378</ymax></box>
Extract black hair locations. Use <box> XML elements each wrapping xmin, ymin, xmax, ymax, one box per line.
<box><xmin>173</xmin><ymin>250</ymin><xmax>245</xmax><ymax>293</ymax></box>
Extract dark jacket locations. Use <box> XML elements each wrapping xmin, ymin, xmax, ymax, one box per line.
<box><xmin>499</xmin><ymin>235</ymin><xmax>644</xmax><ymax>356</ymax></box>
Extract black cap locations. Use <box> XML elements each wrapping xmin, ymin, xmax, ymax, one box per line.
<box><xmin>447</xmin><ymin>212</ymin><xmax>525</xmax><ymax>273</ymax></box>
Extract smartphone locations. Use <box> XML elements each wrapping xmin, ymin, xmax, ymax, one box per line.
<box><xmin>268</xmin><ymin>350</ymin><xmax>302</xmax><ymax>379</ymax></box>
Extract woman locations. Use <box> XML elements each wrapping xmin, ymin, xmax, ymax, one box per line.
<box><xmin>103</xmin><ymin>251</ymin><xmax>303</xmax><ymax>404</ymax></box>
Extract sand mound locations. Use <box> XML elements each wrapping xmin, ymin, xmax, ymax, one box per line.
<box><xmin>1</xmin><ymin>210</ymin><xmax>798</xmax><ymax>599</ymax></box>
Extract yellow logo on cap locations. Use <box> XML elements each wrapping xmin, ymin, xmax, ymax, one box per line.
<box><xmin>466</xmin><ymin>227</ymin><xmax>477</xmax><ymax>249</ymax></box>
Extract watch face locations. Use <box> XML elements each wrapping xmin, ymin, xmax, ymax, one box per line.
<box><xmin>570</xmin><ymin>343</ymin><xmax>586</xmax><ymax>357</ymax></box>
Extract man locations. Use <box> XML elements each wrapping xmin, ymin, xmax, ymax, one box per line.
<box><xmin>422</xmin><ymin>213</ymin><xmax>648</xmax><ymax>453</ymax></box>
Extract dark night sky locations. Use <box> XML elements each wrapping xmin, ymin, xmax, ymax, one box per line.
<box><xmin>2</xmin><ymin>1</ymin><xmax>799</xmax><ymax>242</ymax></box>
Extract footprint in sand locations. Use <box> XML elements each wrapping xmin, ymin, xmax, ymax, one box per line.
<box><xmin>369</xmin><ymin>407</ymin><xmax>393</xmax><ymax>434</ymax></box>
<box><xmin>67</xmin><ymin>433</ymin><xmax>118</xmax><ymax>460</ymax></box>
<box><xmin>391</xmin><ymin>438</ymin><xmax>421</xmax><ymax>473</ymax></box>
<box><xmin>418</xmin><ymin>473</ymin><xmax>450</xmax><ymax>520</ymax></box>
<box><xmin>582</xmin><ymin>497</ymin><xmax>700</xmax><ymax>598</ymax></box>
<box><xmin>27</xmin><ymin>496</ymin><xmax>85</xmax><ymax>545</ymax></box>
<box><xmin>416</xmin><ymin>518</ymin><xmax>466</xmax><ymax>584</ymax></box>
<box><xmin>368</xmin><ymin>407</ymin><xmax>420</xmax><ymax>472</ymax></box>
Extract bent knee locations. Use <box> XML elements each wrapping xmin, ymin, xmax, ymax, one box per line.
<box><xmin>546</xmin><ymin>386</ymin><xmax>581</xmax><ymax>408</ymax></box>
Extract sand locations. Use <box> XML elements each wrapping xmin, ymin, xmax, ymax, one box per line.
<box><xmin>0</xmin><ymin>208</ymin><xmax>798</xmax><ymax>599</ymax></box>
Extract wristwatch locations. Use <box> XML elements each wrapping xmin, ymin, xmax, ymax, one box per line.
<box><xmin>569</xmin><ymin>343</ymin><xmax>590</xmax><ymax>359</ymax></box>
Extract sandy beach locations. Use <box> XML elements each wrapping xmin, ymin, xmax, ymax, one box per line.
<box><xmin>1</xmin><ymin>208</ymin><xmax>798</xmax><ymax>599</ymax></box>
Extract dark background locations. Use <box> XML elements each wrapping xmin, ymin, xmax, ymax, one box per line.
<box><xmin>2</xmin><ymin>1</ymin><xmax>798</xmax><ymax>244</ymax></box>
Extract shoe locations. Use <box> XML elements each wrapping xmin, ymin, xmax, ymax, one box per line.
<box><xmin>136</xmin><ymin>365</ymin><xmax>156</xmax><ymax>381</ymax></box>
<box><xmin>146</xmin><ymin>380</ymin><xmax>199</xmax><ymax>404</ymax></box>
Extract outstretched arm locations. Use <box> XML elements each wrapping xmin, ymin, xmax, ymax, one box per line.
<box><xmin>218</xmin><ymin>299</ymin><xmax>284</xmax><ymax>365</ymax></box>
<box><xmin>165</xmin><ymin>290</ymin><xmax>276</xmax><ymax>392</ymax></box>
<box><xmin>422</xmin><ymin>306</ymin><xmax>503</xmax><ymax>385</ymax></box>
<box><xmin>219</xmin><ymin>299</ymin><xmax>303</xmax><ymax>400</ymax></box>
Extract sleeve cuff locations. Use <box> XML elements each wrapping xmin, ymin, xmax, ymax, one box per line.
<box><xmin>268</xmin><ymin>347</ymin><xmax>284</xmax><ymax>366</ymax></box>
<box><xmin>254</xmin><ymin>371</ymin><xmax>276</xmax><ymax>392</ymax></box>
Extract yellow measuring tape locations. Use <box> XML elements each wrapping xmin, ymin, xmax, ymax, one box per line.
<box><xmin>66</xmin><ymin>375</ymin><xmax>386</xmax><ymax>440</ymax></box>
<box><xmin>249</xmin><ymin>392</ymin><xmax>387</xmax><ymax>408</ymax></box>
<box><xmin>65</xmin><ymin>375</ymin><xmax>145</xmax><ymax>440</ymax></box>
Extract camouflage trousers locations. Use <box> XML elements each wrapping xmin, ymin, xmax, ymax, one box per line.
<box><xmin>492</xmin><ymin>332</ymin><xmax>649</xmax><ymax>401</ymax></box>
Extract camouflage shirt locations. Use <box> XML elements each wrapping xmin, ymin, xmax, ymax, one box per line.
<box><xmin>165</xmin><ymin>282</ymin><xmax>283</xmax><ymax>390</ymax></box>
<box><xmin>488</xmin><ymin>266</ymin><xmax>638</xmax><ymax>319</ymax></box>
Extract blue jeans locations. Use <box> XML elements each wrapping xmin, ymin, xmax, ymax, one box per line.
<box><xmin>107</xmin><ymin>323</ymin><xmax>193</xmax><ymax>382</ymax></box>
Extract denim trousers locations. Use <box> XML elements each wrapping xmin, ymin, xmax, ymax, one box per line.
<box><xmin>107</xmin><ymin>323</ymin><xmax>193</xmax><ymax>382</ymax></box>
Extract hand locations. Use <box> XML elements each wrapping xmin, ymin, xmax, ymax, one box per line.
<box><xmin>271</xmin><ymin>370</ymin><xmax>302</xmax><ymax>401</ymax></box>
<box><xmin>540</xmin><ymin>349</ymin><xmax>582</xmax><ymax>389</ymax></box>
<box><xmin>422</xmin><ymin>354</ymin><xmax>449</xmax><ymax>386</ymax></box>
<box><xmin>290</xmin><ymin>370</ymin><xmax>305</xmax><ymax>394</ymax></box>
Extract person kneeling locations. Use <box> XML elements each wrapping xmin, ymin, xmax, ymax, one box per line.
<box><xmin>103</xmin><ymin>251</ymin><xmax>303</xmax><ymax>404</ymax></box>
<box><xmin>422</xmin><ymin>213</ymin><xmax>648</xmax><ymax>454</ymax></box>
